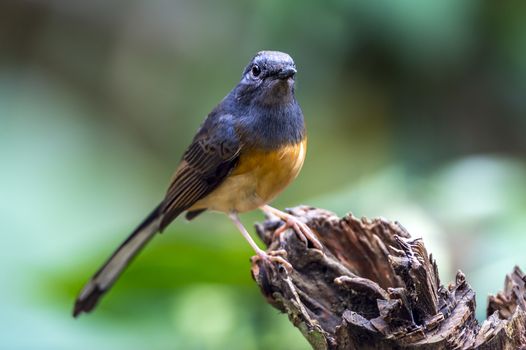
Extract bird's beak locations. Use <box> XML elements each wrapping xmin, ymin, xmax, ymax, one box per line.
<box><xmin>277</xmin><ymin>67</ymin><xmax>297</xmax><ymax>80</ymax></box>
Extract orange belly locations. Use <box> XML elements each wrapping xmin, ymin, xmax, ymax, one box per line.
<box><xmin>189</xmin><ymin>138</ymin><xmax>307</xmax><ymax>213</ymax></box>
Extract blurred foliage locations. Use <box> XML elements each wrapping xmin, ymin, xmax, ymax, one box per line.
<box><xmin>1</xmin><ymin>1</ymin><xmax>525</xmax><ymax>349</ymax></box>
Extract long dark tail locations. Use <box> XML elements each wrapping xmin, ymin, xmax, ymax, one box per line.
<box><xmin>73</xmin><ymin>203</ymin><xmax>177</xmax><ymax>317</ymax></box>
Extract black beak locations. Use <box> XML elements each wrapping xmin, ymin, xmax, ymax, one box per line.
<box><xmin>277</xmin><ymin>67</ymin><xmax>297</xmax><ymax>80</ymax></box>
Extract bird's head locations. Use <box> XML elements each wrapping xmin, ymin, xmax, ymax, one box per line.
<box><xmin>235</xmin><ymin>51</ymin><xmax>297</xmax><ymax>106</ymax></box>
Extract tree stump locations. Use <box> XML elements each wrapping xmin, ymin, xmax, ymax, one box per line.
<box><xmin>251</xmin><ymin>206</ymin><xmax>526</xmax><ymax>350</ymax></box>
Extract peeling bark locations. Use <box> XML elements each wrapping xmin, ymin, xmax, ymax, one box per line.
<box><xmin>251</xmin><ymin>206</ymin><xmax>526</xmax><ymax>350</ymax></box>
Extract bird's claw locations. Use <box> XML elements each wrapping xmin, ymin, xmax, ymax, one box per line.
<box><xmin>273</xmin><ymin>215</ymin><xmax>323</xmax><ymax>250</ymax></box>
<box><xmin>253</xmin><ymin>250</ymin><xmax>293</xmax><ymax>272</ymax></box>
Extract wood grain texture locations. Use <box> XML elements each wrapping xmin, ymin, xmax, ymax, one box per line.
<box><xmin>251</xmin><ymin>206</ymin><xmax>526</xmax><ymax>349</ymax></box>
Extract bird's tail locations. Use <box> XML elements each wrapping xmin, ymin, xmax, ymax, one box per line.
<box><xmin>73</xmin><ymin>203</ymin><xmax>172</xmax><ymax>317</ymax></box>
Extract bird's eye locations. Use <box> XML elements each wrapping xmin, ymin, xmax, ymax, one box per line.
<box><xmin>251</xmin><ymin>65</ymin><xmax>261</xmax><ymax>77</ymax></box>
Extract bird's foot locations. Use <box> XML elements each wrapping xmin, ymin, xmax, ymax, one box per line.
<box><xmin>268</xmin><ymin>209</ymin><xmax>323</xmax><ymax>250</ymax></box>
<box><xmin>261</xmin><ymin>205</ymin><xmax>322</xmax><ymax>249</ymax></box>
<box><xmin>229</xmin><ymin>211</ymin><xmax>293</xmax><ymax>271</ymax></box>
<box><xmin>253</xmin><ymin>249</ymin><xmax>292</xmax><ymax>272</ymax></box>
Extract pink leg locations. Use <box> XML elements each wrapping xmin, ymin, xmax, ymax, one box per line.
<box><xmin>260</xmin><ymin>205</ymin><xmax>323</xmax><ymax>250</ymax></box>
<box><xmin>229</xmin><ymin>212</ymin><xmax>292</xmax><ymax>270</ymax></box>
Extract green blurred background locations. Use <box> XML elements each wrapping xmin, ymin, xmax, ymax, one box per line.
<box><xmin>1</xmin><ymin>1</ymin><xmax>525</xmax><ymax>349</ymax></box>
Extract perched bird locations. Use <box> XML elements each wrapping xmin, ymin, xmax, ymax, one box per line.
<box><xmin>73</xmin><ymin>50</ymin><xmax>321</xmax><ymax>317</ymax></box>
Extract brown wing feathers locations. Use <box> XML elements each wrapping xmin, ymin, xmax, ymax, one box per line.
<box><xmin>159</xmin><ymin>134</ymin><xmax>240</xmax><ymax>230</ymax></box>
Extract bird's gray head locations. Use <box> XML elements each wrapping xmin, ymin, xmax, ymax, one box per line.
<box><xmin>235</xmin><ymin>51</ymin><xmax>297</xmax><ymax>106</ymax></box>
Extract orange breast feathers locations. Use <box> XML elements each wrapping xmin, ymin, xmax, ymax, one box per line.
<box><xmin>189</xmin><ymin>138</ymin><xmax>307</xmax><ymax>213</ymax></box>
<box><xmin>232</xmin><ymin>137</ymin><xmax>307</xmax><ymax>202</ymax></box>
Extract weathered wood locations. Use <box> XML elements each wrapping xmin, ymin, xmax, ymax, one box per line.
<box><xmin>251</xmin><ymin>206</ymin><xmax>526</xmax><ymax>350</ymax></box>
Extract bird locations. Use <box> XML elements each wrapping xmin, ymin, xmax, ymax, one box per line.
<box><xmin>73</xmin><ymin>50</ymin><xmax>322</xmax><ymax>317</ymax></box>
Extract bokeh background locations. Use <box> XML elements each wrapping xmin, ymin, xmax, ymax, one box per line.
<box><xmin>1</xmin><ymin>1</ymin><xmax>525</xmax><ymax>349</ymax></box>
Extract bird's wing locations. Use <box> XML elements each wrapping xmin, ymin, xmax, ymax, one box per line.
<box><xmin>159</xmin><ymin>113</ymin><xmax>241</xmax><ymax>229</ymax></box>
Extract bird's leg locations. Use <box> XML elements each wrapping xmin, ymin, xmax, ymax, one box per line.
<box><xmin>228</xmin><ymin>212</ymin><xmax>292</xmax><ymax>271</ymax></box>
<box><xmin>260</xmin><ymin>205</ymin><xmax>323</xmax><ymax>250</ymax></box>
